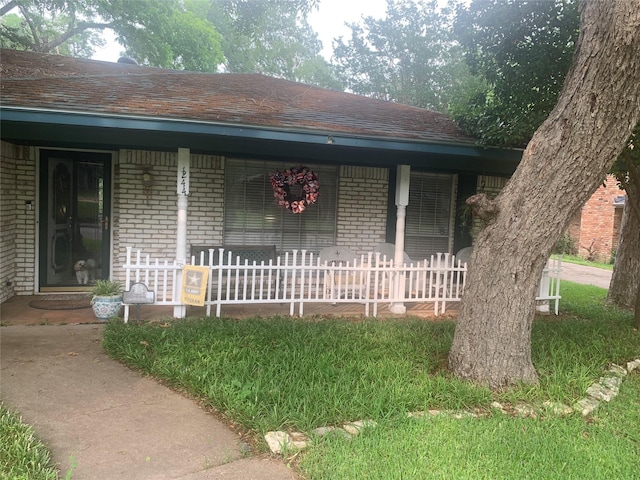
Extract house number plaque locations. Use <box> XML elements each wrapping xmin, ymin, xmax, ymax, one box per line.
<box><xmin>177</xmin><ymin>148</ymin><xmax>190</xmax><ymax>195</ymax></box>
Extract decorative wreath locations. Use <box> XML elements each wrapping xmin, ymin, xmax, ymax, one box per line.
<box><xmin>270</xmin><ymin>165</ymin><xmax>319</xmax><ymax>214</ymax></box>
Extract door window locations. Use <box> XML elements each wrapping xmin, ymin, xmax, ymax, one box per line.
<box><xmin>39</xmin><ymin>150</ymin><xmax>111</xmax><ymax>290</ymax></box>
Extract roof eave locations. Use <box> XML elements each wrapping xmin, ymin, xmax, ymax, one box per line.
<box><xmin>0</xmin><ymin>106</ymin><xmax>523</xmax><ymax>173</ymax></box>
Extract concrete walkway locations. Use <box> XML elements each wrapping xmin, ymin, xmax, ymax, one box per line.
<box><xmin>0</xmin><ymin>324</ymin><xmax>297</xmax><ymax>480</ymax></box>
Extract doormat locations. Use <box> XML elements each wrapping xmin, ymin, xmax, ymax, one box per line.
<box><xmin>29</xmin><ymin>295</ymin><xmax>92</xmax><ymax>310</ymax></box>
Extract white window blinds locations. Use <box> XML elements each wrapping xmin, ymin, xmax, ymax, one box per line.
<box><xmin>405</xmin><ymin>172</ymin><xmax>455</xmax><ymax>261</ymax></box>
<box><xmin>223</xmin><ymin>159</ymin><xmax>337</xmax><ymax>254</ymax></box>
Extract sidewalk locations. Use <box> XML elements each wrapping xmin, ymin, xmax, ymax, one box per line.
<box><xmin>0</xmin><ymin>324</ymin><xmax>297</xmax><ymax>479</ymax></box>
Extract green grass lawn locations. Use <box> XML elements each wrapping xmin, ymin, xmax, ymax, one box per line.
<box><xmin>101</xmin><ymin>281</ymin><xmax>639</xmax><ymax>479</ymax></box>
<box><xmin>0</xmin><ymin>404</ymin><xmax>58</xmax><ymax>480</ymax></box>
<box><xmin>301</xmin><ymin>376</ymin><xmax>640</xmax><ymax>479</ymax></box>
<box><xmin>562</xmin><ymin>254</ymin><xmax>615</xmax><ymax>270</ymax></box>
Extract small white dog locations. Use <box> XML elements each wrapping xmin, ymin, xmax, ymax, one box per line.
<box><xmin>74</xmin><ymin>259</ymin><xmax>96</xmax><ymax>284</ymax></box>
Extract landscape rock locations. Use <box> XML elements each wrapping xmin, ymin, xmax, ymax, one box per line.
<box><xmin>575</xmin><ymin>397</ymin><xmax>600</xmax><ymax>416</ymax></box>
<box><xmin>586</xmin><ymin>376</ymin><xmax>620</xmax><ymax>402</ymax></box>
<box><xmin>266</xmin><ymin>358</ymin><xmax>639</xmax><ymax>456</ymax></box>
<box><xmin>513</xmin><ymin>404</ymin><xmax>538</xmax><ymax>418</ymax></box>
<box><xmin>627</xmin><ymin>359</ymin><xmax>640</xmax><ymax>373</ymax></box>
<box><xmin>542</xmin><ymin>401</ymin><xmax>573</xmax><ymax>416</ymax></box>
<box><xmin>608</xmin><ymin>364</ymin><xmax>627</xmax><ymax>377</ymax></box>
<box><xmin>264</xmin><ymin>430</ymin><xmax>311</xmax><ymax>453</ymax></box>
<box><xmin>288</xmin><ymin>431</ymin><xmax>310</xmax><ymax>450</ymax></box>
<box><xmin>312</xmin><ymin>426</ymin><xmax>337</xmax><ymax>437</ymax></box>
<box><xmin>342</xmin><ymin>419</ymin><xmax>377</xmax><ymax>435</ymax></box>
<box><xmin>265</xmin><ymin>431</ymin><xmax>290</xmax><ymax>454</ymax></box>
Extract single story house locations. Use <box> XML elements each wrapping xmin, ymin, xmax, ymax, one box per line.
<box><xmin>0</xmin><ymin>48</ymin><xmax>522</xmax><ymax>306</ymax></box>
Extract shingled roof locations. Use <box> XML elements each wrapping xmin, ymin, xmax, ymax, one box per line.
<box><xmin>1</xmin><ymin>49</ymin><xmax>477</xmax><ymax>146</ymax></box>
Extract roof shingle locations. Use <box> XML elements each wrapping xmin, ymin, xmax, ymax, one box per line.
<box><xmin>1</xmin><ymin>49</ymin><xmax>477</xmax><ymax>145</ymax></box>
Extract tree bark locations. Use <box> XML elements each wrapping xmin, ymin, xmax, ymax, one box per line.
<box><xmin>449</xmin><ymin>0</ymin><xmax>640</xmax><ymax>389</ymax></box>
<box><xmin>607</xmin><ymin>159</ymin><xmax>640</xmax><ymax>309</ymax></box>
<box><xmin>634</xmin><ymin>283</ymin><xmax>640</xmax><ymax>330</ymax></box>
<box><xmin>607</xmin><ymin>198</ymin><xmax>640</xmax><ymax>308</ymax></box>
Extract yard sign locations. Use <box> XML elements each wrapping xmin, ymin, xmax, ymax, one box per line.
<box><xmin>180</xmin><ymin>265</ymin><xmax>209</xmax><ymax>306</ymax></box>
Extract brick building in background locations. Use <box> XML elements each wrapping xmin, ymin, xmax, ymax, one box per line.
<box><xmin>567</xmin><ymin>174</ymin><xmax>626</xmax><ymax>263</ymax></box>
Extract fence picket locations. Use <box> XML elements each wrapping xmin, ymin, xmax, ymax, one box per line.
<box><xmin>121</xmin><ymin>247</ymin><xmax>561</xmax><ymax>323</ymax></box>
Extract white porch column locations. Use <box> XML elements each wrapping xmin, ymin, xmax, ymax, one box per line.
<box><xmin>174</xmin><ymin>147</ymin><xmax>190</xmax><ymax>319</ymax></box>
<box><xmin>390</xmin><ymin>165</ymin><xmax>410</xmax><ymax>314</ymax></box>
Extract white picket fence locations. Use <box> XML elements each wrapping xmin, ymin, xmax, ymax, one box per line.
<box><xmin>122</xmin><ymin>246</ymin><xmax>561</xmax><ymax>322</ymax></box>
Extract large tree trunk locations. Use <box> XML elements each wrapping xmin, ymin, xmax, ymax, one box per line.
<box><xmin>607</xmin><ymin>161</ymin><xmax>640</xmax><ymax>309</ymax></box>
<box><xmin>449</xmin><ymin>0</ymin><xmax>640</xmax><ymax>389</ymax></box>
<box><xmin>635</xmin><ymin>283</ymin><xmax>640</xmax><ymax>329</ymax></box>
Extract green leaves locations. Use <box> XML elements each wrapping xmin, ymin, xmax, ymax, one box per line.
<box><xmin>332</xmin><ymin>0</ymin><xmax>471</xmax><ymax>113</ymax></box>
<box><xmin>452</xmin><ymin>0</ymin><xmax>580</xmax><ymax>146</ymax></box>
<box><xmin>0</xmin><ymin>0</ymin><xmax>224</xmax><ymax>70</ymax></box>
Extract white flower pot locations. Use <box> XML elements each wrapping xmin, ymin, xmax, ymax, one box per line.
<box><xmin>91</xmin><ymin>295</ymin><xmax>123</xmax><ymax>320</ymax></box>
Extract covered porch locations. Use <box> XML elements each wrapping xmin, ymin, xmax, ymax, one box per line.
<box><xmin>1</xmin><ymin>49</ymin><xmax>526</xmax><ymax>309</ymax></box>
<box><xmin>0</xmin><ymin>294</ymin><xmax>458</xmax><ymax>327</ymax></box>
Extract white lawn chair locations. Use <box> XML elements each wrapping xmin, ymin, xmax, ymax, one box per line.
<box><xmin>319</xmin><ymin>246</ymin><xmax>359</xmax><ymax>300</ymax></box>
<box><xmin>373</xmin><ymin>243</ymin><xmax>413</xmax><ymax>296</ymax></box>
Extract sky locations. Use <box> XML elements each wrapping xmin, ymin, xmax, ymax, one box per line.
<box><xmin>309</xmin><ymin>0</ymin><xmax>387</xmax><ymax>59</ymax></box>
<box><xmin>91</xmin><ymin>0</ymin><xmax>388</xmax><ymax>63</ymax></box>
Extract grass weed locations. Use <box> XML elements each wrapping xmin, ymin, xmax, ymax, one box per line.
<box><xmin>103</xmin><ymin>281</ymin><xmax>639</xmax><ymax>479</ymax></box>
<box><xmin>561</xmin><ymin>254</ymin><xmax>614</xmax><ymax>270</ymax></box>
<box><xmin>104</xmin><ymin>317</ymin><xmax>493</xmax><ymax>432</ymax></box>
<box><xmin>300</xmin><ymin>379</ymin><xmax>640</xmax><ymax>480</ymax></box>
<box><xmin>0</xmin><ymin>403</ymin><xmax>58</xmax><ymax>480</ymax></box>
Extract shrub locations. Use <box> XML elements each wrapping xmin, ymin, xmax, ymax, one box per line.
<box><xmin>553</xmin><ymin>234</ymin><xmax>577</xmax><ymax>255</ymax></box>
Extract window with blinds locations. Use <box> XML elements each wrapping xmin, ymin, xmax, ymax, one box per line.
<box><xmin>223</xmin><ymin>159</ymin><xmax>338</xmax><ymax>254</ymax></box>
<box><xmin>405</xmin><ymin>172</ymin><xmax>455</xmax><ymax>261</ymax></box>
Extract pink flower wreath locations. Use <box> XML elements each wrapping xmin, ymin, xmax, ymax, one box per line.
<box><xmin>270</xmin><ymin>165</ymin><xmax>319</xmax><ymax>214</ymax></box>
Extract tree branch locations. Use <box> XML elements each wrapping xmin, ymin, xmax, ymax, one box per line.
<box><xmin>41</xmin><ymin>21</ymin><xmax>113</xmax><ymax>52</ymax></box>
<box><xmin>466</xmin><ymin>193</ymin><xmax>500</xmax><ymax>223</ymax></box>
<box><xmin>0</xmin><ymin>0</ymin><xmax>19</xmax><ymax>17</ymax></box>
<box><xmin>18</xmin><ymin>4</ymin><xmax>42</xmax><ymax>50</ymax></box>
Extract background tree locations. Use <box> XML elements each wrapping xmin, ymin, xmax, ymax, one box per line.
<box><xmin>201</xmin><ymin>0</ymin><xmax>339</xmax><ymax>88</ymax></box>
<box><xmin>0</xmin><ymin>0</ymin><xmax>105</xmax><ymax>57</ymax></box>
<box><xmin>607</xmin><ymin>126</ymin><xmax>640</xmax><ymax>321</ymax></box>
<box><xmin>448</xmin><ymin>0</ymin><xmax>640</xmax><ymax>388</ymax></box>
<box><xmin>0</xmin><ymin>0</ymin><xmax>337</xmax><ymax>85</ymax></box>
<box><xmin>331</xmin><ymin>0</ymin><xmax>473</xmax><ymax>113</ymax></box>
<box><xmin>0</xmin><ymin>0</ymin><xmax>224</xmax><ymax>70</ymax></box>
<box><xmin>453</xmin><ymin>0</ymin><xmax>639</xmax><ymax>314</ymax></box>
<box><xmin>452</xmin><ymin>0</ymin><xmax>579</xmax><ymax>146</ymax></box>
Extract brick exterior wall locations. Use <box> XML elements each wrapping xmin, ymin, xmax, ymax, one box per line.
<box><xmin>0</xmin><ymin>141</ymin><xmax>17</xmax><ymax>302</ymax></box>
<box><xmin>4</xmin><ymin>144</ymin><xmax>473</xmax><ymax>298</ymax></box>
<box><xmin>612</xmin><ymin>207</ymin><xmax>623</xmax><ymax>252</ymax></box>
<box><xmin>0</xmin><ymin>141</ymin><xmax>37</xmax><ymax>299</ymax></box>
<box><xmin>115</xmin><ymin>150</ymin><xmax>225</xmax><ymax>282</ymax></box>
<box><xmin>336</xmin><ymin>166</ymin><xmax>389</xmax><ymax>255</ymax></box>
<box><xmin>569</xmin><ymin>175</ymin><xmax>625</xmax><ymax>263</ymax></box>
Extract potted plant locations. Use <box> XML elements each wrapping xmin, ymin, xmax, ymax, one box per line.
<box><xmin>89</xmin><ymin>279</ymin><xmax>123</xmax><ymax>320</ymax></box>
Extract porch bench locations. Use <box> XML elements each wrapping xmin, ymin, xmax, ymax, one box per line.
<box><xmin>190</xmin><ymin>244</ymin><xmax>277</xmax><ymax>266</ymax></box>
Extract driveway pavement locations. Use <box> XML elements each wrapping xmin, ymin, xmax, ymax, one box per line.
<box><xmin>560</xmin><ymin>262</ymin><xmax>612</xmax><ymax>289</ymax></box>
<box><xmin>0</xmin><ymin>324</ymin><xmax>297</xmax><ymax>480</ymax></box>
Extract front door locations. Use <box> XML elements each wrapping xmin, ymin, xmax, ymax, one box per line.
<box><xmin>39</xmin><ymin>150</ymin><xmax>112</xmax><ymax>291</ymax></box>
